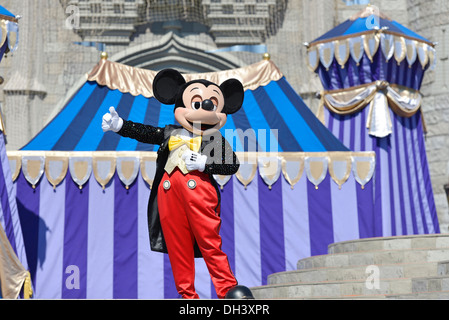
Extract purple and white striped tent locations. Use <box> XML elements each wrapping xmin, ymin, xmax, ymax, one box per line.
<box><xmin>0</xmin><ymin>6</ymin><xmax>31</xmax><ymax>300</ymax></box>
<box><xmin>307</xmin><ymin>6</ymin><xmax>440</xmax><ymax>237</ymax></box>
<box><xmin>10</xmin><ymin>58</ymin><xmax>377</xmax><ymax>299</ymax></box>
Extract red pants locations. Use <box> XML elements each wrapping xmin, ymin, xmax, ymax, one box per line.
<box><xmin>158</xmin><ymin>169</ymin><xmax>237</xmax><ymax>299</ymax></box>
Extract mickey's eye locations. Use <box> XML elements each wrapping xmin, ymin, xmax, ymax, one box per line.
<box><xmin>192</xmin><ymin>101</ymin><xmax>201</xmax><ymax>110</ymax></box>
<box><xmin>211</xmin><ymin>97</ymin><xmax>219</xmax><ymax>111</ymax></box>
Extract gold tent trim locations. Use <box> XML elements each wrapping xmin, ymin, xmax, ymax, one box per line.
<box><xmin>307</xmin><ymin>6</ymin><xmax>436</xmax><ymax>72</ymax></box>
<box><xmin>309</xmin><ymin>29</ymin><xmax>435</xmax><ymax>49</ymax></box>
<box><xmin>309</xmin><ymin>6</ymin><xmax>435</xmax><ymax>48</ymax></box>
<box><xmin>0</xmin><ymin>13</ymin><xmax>19</xmax><ymax>57</ymax></box>
<box><xmin>87</xmin><ymin>58</ymin><xmax>284</xmax><ymax>98</ymax></box>
<box><xmin>308</xmin><ymin>33</ymin><xmax>436</xmax><ymax>72</ymax></box>
<box><xmin>7</xmin><ymin>151</ymin><xmax>376</xmax><ymax>191</ymax></box>
<box><xmin>0</xmin><ymin>13</ymin><xmax>18</xmax><ymax>23</ymax></box>
<box><xmin>317</xmin><ymin>81</ymin><xmax>427</xmax><ymax>137</ymax></box>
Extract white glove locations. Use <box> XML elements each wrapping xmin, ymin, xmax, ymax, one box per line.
<box><xmin>182</xmin><ymin>150</ymin><xmax>207</xmax><ymax>172</ymax></box>
<box><xmin>102</xmin><ymin>106</ymin><xmax>123</xmax><ymax>132</ymax></box>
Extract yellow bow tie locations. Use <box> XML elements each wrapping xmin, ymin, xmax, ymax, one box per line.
<box><xmin>168</xmin><ymin>135</ymin><xmax>202</xmax><ymax>153</ymax></box>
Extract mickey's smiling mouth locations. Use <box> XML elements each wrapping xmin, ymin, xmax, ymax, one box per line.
<box><xmin>187</xmin><ymin>121</ymin><xmax>217</xmax><ymax>131</ymax></box>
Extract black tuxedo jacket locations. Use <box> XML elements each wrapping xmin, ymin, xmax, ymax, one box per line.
<box><xmin>118</xmin><ymin>120</ymin><xmax>239</xmax><ymax>257</ymax></box>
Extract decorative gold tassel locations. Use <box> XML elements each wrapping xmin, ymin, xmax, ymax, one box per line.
<box><xmin>24</xmin><ymin>271</ymin><xmax>33</xmax><ymax>299</ymax></box>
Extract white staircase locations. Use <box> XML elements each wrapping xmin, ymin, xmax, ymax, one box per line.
<box><xmin>250</xmin><ymin>234</ymin><xmax>449</xmax><ymax>299</ymax></box>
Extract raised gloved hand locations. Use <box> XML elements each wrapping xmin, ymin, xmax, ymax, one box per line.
<box><xmin>102</xmin><ymin>106</ymin><xmax>124</xmax><ymax>132</ymax></box>
<box><xmin>182</xmin><ymin>150</ymin><xmax>207</xmax><ymax>172</ymax></box>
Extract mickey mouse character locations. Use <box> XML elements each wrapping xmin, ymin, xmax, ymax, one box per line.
<box><xmin>102</xmin><ymin>69</ymin><xmax>250</xmax><ymax>299</ymax></box>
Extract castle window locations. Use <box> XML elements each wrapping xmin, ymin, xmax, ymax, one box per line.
<box><xmin>245</xmin><ymin>5</ymin><xmax>255</xmax><ymax>15</ymax></box>
<box><xmin>114</xmin><ymin>4</ymin><xmax>124</xmax><ymax>14</ymax></box>
<box><xmin>90</xmin><ymin>3</ymin><xmax>101</xmax><ymax>13</ymax></box>
<box><xmin>223</xmin><ymin>5</ymin><xmax>233</xmax><ymax>14</ymax></box>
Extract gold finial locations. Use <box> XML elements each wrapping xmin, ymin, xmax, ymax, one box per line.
<box><xmin>263</xmin><ymin>52</ymin><xmax>271</xmax><ymax>60</ymax></box>
<box><xmin>100</xmin><ymin>51</ymin><xmax>108</xmax><ymax>60</ymax></box>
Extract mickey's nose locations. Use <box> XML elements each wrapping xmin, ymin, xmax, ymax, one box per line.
<box><xmin>202</xmin><ymin>99</ymin><xmax>215</xmax><ymax>111</ymax></box>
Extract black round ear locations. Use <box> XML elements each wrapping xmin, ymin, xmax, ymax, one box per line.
<box><xmin>153</xmin><ymin>69</ymin><xmax>186</xmax><ymax>105</ymax></box>
<box><xmin>220</xmin><ymin>78</ymin><xmax>244</xmax><ymax>114</ymax></box>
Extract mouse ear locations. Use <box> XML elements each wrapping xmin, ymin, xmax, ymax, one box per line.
<box><xmin>220</xmin><ymin>78</ymin><xmax>244</xmax><ymax>114</ymax></box>
<box><xmin>153</xmin><ymin>69</ymin><xmax>186</xmax><ymax>105</ymax></box>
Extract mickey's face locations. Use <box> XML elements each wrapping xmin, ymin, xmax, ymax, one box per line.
<box><xmin>176</xmin><ymin>83</ymin><xmax>227</xmax><ymax>136</ymax></box>
<box><xmin>153</xmin><ymin>69</ymin><xmax>244</xmax><ymax>136</ymax></box>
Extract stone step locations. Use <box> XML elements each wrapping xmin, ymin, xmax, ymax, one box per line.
<box><xmin>386</xmin><ymin>291</ymin><xmax>449</xmax><ymax>300</ymax></box>
<box><xmin>411</xmin><ymin>275</ymin><xmax>449</xmax><ymax>293</ymax></box>
<box><xmin>437</xmin><ymin>260</ymin><xmax>449</xmax><ymax>275</ymax></box>
<box><xmin>294</xmin><ymin>290</ymin><xmax>449</xmax><ymax>300</ymax></box>
<box><xmin>268</xmin><ymin>261</ymin><xmax>440</xmax><ymax>285</ymax></box>
<box><xmin>251</xmin><ymin>277</ymin><xmax>414</xmax><ymax>300</ymax></box>
<box><xmin>328</xmin><ymin>234</ymin><xmax>449</xmax><ymax>254</ymax></box>
<box><xmin>271</xmin><ymin>290</ymin><xmax>449</xmax><ymax>300</ymax></box>
<box><xmin>297</xmin><ymin>248</ymin><xmax>449</xmax><ymax>270</ymax></box>
<box><xmin>251</xmin><ymin>235</ymin><xmax>449</xmax><ymax>299</ymax></box>
<box><xmin>252</xmin><ymin>275</ymin><xmax>449</xmax><ymax>300</ymax></box>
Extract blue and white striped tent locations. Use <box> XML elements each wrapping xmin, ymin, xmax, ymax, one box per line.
<box><xmin>11</xmin><ymin>58</ymin><xmax>377</xmax><ymax>299</ymax></box>
<box><xmin>23</xmin><ymin>58</ymin><xmax>348</xmax><ymax>153</ymax></box>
